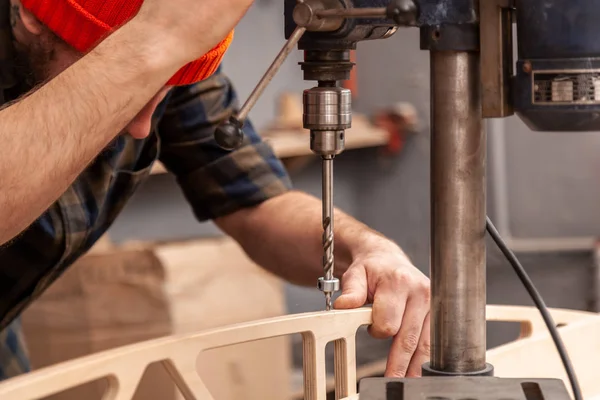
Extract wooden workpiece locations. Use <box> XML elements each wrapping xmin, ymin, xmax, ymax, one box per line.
<box><xmin>0</xmin><ymin>309</ymin><xmax>371</xmax><ymax>400</ymax></box>
<box><xmin>20</xmin><ymin>237</ymin><xmax>291</xmax><ymax>400</ymax></box>
<box><xmin>2</xmin><ymin>305</ymin><xmax>600</xmax><ymax>400</ymax></box>
<box><xmin>291</xmin><ymin>305</ymin><xmax>598</xmax><ymax>399</ymax></box>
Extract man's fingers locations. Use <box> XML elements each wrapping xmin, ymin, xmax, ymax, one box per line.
<box><xmin>405</xmin><ymin>312</ymin><xmax>431</xmax><ymax>377</ymax></box>
<box><xmin>334</xmin><ymin>265</ymin><xmax>368</xmax><ymax>309</ymax></box>
<box><xmin>383</xmin><ymin>298</ymin><xmax>427</xmax><ymax>378</ymax></box>
<box><xmin>367</xmin><ymin>278</ymin><xmax>408</xmax><ymax>339</ymax></box>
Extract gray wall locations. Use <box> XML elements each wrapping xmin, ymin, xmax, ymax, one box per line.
<box><xmin>503</xmin><ymin>119</ymin><xmax>600</xmax><ymax>238</ymax></box>
<box><xmin>107</xmin><ymin>1</ymin><xmax>596</xmax><ymax>360</ymax></box>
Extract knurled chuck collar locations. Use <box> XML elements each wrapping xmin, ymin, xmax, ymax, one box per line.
<box><xmin>303</xmin><ymin>85</ymin><xmax>351</xmax><ymax>156</ymax></box>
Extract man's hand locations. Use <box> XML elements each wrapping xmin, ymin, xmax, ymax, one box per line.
<box><xmin>216</xmin><ymin>191</ymin><xmax>431</xmax><ymax>378</ymax></box>
<box><xmin>334</xmin><ymin>240</ymin><xmax>431</xmax><ymax>378</ymax></box>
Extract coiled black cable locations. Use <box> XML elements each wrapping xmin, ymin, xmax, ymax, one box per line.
<box><xmin>486</xmin><ymin>216</ymin><xmax>583</xmax><ymax>400</ymax></box>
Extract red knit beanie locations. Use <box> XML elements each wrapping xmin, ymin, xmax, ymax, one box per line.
<box><xmin>19</xmin><ymin>0</ymin><xmax>234</xmax><ymax>86</ymax></box>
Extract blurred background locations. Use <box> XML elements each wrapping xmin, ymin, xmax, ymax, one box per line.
<box><xmin>19</xmin><ymin>1</ymin><xmax>600</xmax><ymax>399</ymax></box>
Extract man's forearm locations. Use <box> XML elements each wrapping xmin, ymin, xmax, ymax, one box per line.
<box><xmin>215</xmin><ymin>190</ymin><xmax>403</xmax><ymax>286</ymax></box>
<box><xmin>0</xmin><ymin>19</ymin><xmax>182</xmax><ymax>245</ymax></box>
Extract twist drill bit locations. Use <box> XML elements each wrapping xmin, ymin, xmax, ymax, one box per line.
<box><xmin>321</xmin><ymin>155</ymin><xmax>336</xmax><ymax>310</ymax></box>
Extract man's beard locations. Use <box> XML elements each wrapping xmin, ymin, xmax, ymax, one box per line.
<box><xmin>12</xmin><ymin>38</ymin><xmax>55</xmax><ymax>91</ymax></box>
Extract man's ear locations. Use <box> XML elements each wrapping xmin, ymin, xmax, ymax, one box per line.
<box><xmin>12</xmin><ymin>0</ymin><xmax>44</xmax><ymax>36</ymax></box>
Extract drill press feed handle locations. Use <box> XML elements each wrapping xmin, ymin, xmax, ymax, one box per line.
<box><xmin>214</xmin><ymin>117</ymin><xmax>245</xmax><ymax>151</ymax></box>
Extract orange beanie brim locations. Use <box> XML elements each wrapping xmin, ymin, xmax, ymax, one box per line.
<box><xmin>20</xmin><ymin>0</ymin><xmax>233</xmax><ymax>86</ymax></box>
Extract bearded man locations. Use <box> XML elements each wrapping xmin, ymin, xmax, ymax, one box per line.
<box><xmin>0</xmin><ymin>0</ymin><xmax>431</xmax><ymax>380</ymax></box>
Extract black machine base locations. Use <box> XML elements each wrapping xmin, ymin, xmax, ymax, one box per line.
<box><xmin>358</xmin><ymin>377</ymin><xmax>572</xmax><ymax>400</ymax></box>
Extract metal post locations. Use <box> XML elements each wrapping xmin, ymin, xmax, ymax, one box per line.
<box><xmin>429</xmin><ymin>51</ymin><xmax>488</xmax><ymax>374</ymax></box>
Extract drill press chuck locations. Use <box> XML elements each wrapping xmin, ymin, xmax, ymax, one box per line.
<box><xmin>304</xmin><ymin>85</ymin><xmax>351</xmax><ymax>156</ymax></box>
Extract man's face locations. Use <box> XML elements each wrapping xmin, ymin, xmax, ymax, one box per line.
<box><xmin>10</xmin><ymin>0</ymin><xmax>172</xmax><ymax>140</ymax></box>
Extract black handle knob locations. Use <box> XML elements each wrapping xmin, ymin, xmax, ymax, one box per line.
<box><xmin>215</xmin><ymin>117</ymin><xmax>245</xmax><ymax>150</ymax></box>
<box><xmin>387</xmin><ymin>0</ymin><xmax>418</xmax><ymax>26</ymax></box>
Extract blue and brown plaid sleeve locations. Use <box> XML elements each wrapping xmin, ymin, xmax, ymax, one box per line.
<box><xmin>0</xmin><ymin>318</ymin><xmax>30</xmax><ymax>381</ymax></box>
<box><xmin>156</xmin><ymin>67</ymin><xmax>293</xmax><ymax>221</ymax></box>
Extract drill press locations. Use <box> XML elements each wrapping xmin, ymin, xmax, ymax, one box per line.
<box><xmin>215</xmin><ymin>0</ymin><xmax>595</xmax><ymax>398</ymax></box>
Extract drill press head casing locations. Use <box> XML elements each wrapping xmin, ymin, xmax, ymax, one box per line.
<box><xmin>512</xmin><ymin>0</ymin><xmax>600</xmax><ymax>132</ymax></box>
<box><xmin>285</xmin><ymin>0</ymin><xmax>416</xmax><ymax>83</ymax></box>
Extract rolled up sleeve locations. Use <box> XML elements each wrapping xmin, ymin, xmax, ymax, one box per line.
<box><xmin>157</xmin><ymin>67</ymin><xmax>293</xmax><ymax>222</ymax></box>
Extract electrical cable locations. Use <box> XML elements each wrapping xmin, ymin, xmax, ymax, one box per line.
<box><xmin>486</xmin><ymin>216</ymin><xmax>583</xmax><ymax>400</ymax></box>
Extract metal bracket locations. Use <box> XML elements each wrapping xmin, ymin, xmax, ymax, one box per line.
<box><xmin>481</xmin><ymin>0</ymin><xmax>515</xmax><ymax>118</ymax></box>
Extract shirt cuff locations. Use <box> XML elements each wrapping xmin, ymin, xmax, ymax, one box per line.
<box><xmin>175</xmin><ymin>140</ymin><xmax>293</xmax><ymax>221</ymax></box>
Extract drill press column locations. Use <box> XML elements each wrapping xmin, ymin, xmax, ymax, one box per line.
<box><xmin>428</xmin><ymin>51</ymin><xmax>488</xmax><ymax>374</ymax></box>
<box><xmin>412</xmin><ymin>0</ymin><xmax>492</xmax><ymax>376</ymax></box>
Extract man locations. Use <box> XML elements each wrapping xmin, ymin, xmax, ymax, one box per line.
<box><xmin>0</xmin><ymin>0</ymin><xmax>431</xmax><ymax>382</ymax></box>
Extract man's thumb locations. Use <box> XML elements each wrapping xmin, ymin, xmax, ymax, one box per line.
<box><xmin>334</xmin><ymin>265</ymin><xmax>368</xmax><ymax>309</ymax></box>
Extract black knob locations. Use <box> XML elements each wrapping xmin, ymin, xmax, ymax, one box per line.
<box><xmin>387</xmin><ymin>0</ymin><xmax>418</xmax><ymax>26</ymax></box>
<box><xmin>215</xmin><ymin>117</ymin><xmax>245</xmax><ymax>150</ymax></box>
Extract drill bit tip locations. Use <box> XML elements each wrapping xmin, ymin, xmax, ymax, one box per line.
<box><xmin>325</xmin><ymin>294</ymin><xmax>332</xmax><ymax>311</ymax></box>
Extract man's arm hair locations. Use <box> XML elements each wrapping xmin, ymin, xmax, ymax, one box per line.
<box><xmin>0</xmin><ymin>18</ymin><xmax>182</xmax><ymax>245</ymax></box>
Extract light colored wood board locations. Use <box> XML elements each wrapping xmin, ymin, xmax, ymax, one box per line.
<box><xmin>292</xmin><ymin>305</ymin><xmax>598</xmax><ymax>400</ymax></box>
<box><xmin>150</xmin><ymin>125</ymin><xmax>388</xmax><ymax>175</ymax></box>
<box><xmin>20</xmin><ymin>237</ymin><xmax>290</xmax><ymax>400</ymax></box>
<box><xmin>488</xmin><ymin>315</ymin><xmax>600</xmax><ymax>399</ymax></box>
<box><xmin>2</xmin><ymin>309</ymin><xmax>373</xmax><ymax>400</ymax></box>
<box><xmin>339</xmin><ymin>310</ymin><xmax>600</xmax><ymax>400</ymax></box>
<box><xmin>485</xmin><ymin>304</ymin><xmax>593</xmax><ymax>339</ymax></box>
<box><xmin>8</xmin><ymin>305</ymin><xmax>600</xmax><ymax>400</ymax></box>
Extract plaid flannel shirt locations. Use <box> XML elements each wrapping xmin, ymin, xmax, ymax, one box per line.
<box><xmin>0</xmin><ymin>0</ymin><xmax>292</xmax><ymax>381</ymax></box>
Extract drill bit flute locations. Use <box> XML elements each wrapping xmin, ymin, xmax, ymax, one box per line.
<box><xmin>321</xmin><ymin>155</ymin><xmax>335</xmax><ymax>310</ymax></box>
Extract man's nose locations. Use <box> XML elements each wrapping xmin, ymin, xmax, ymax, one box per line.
<box><xmin>125</xmin><ymin>115</ymin><xmax>153</xmax><ymax>140</ymax></box>
<box><xmin>125</xmin><ymin>86</ymin><xmax>172</xmax><ymax>139</ymax></box>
